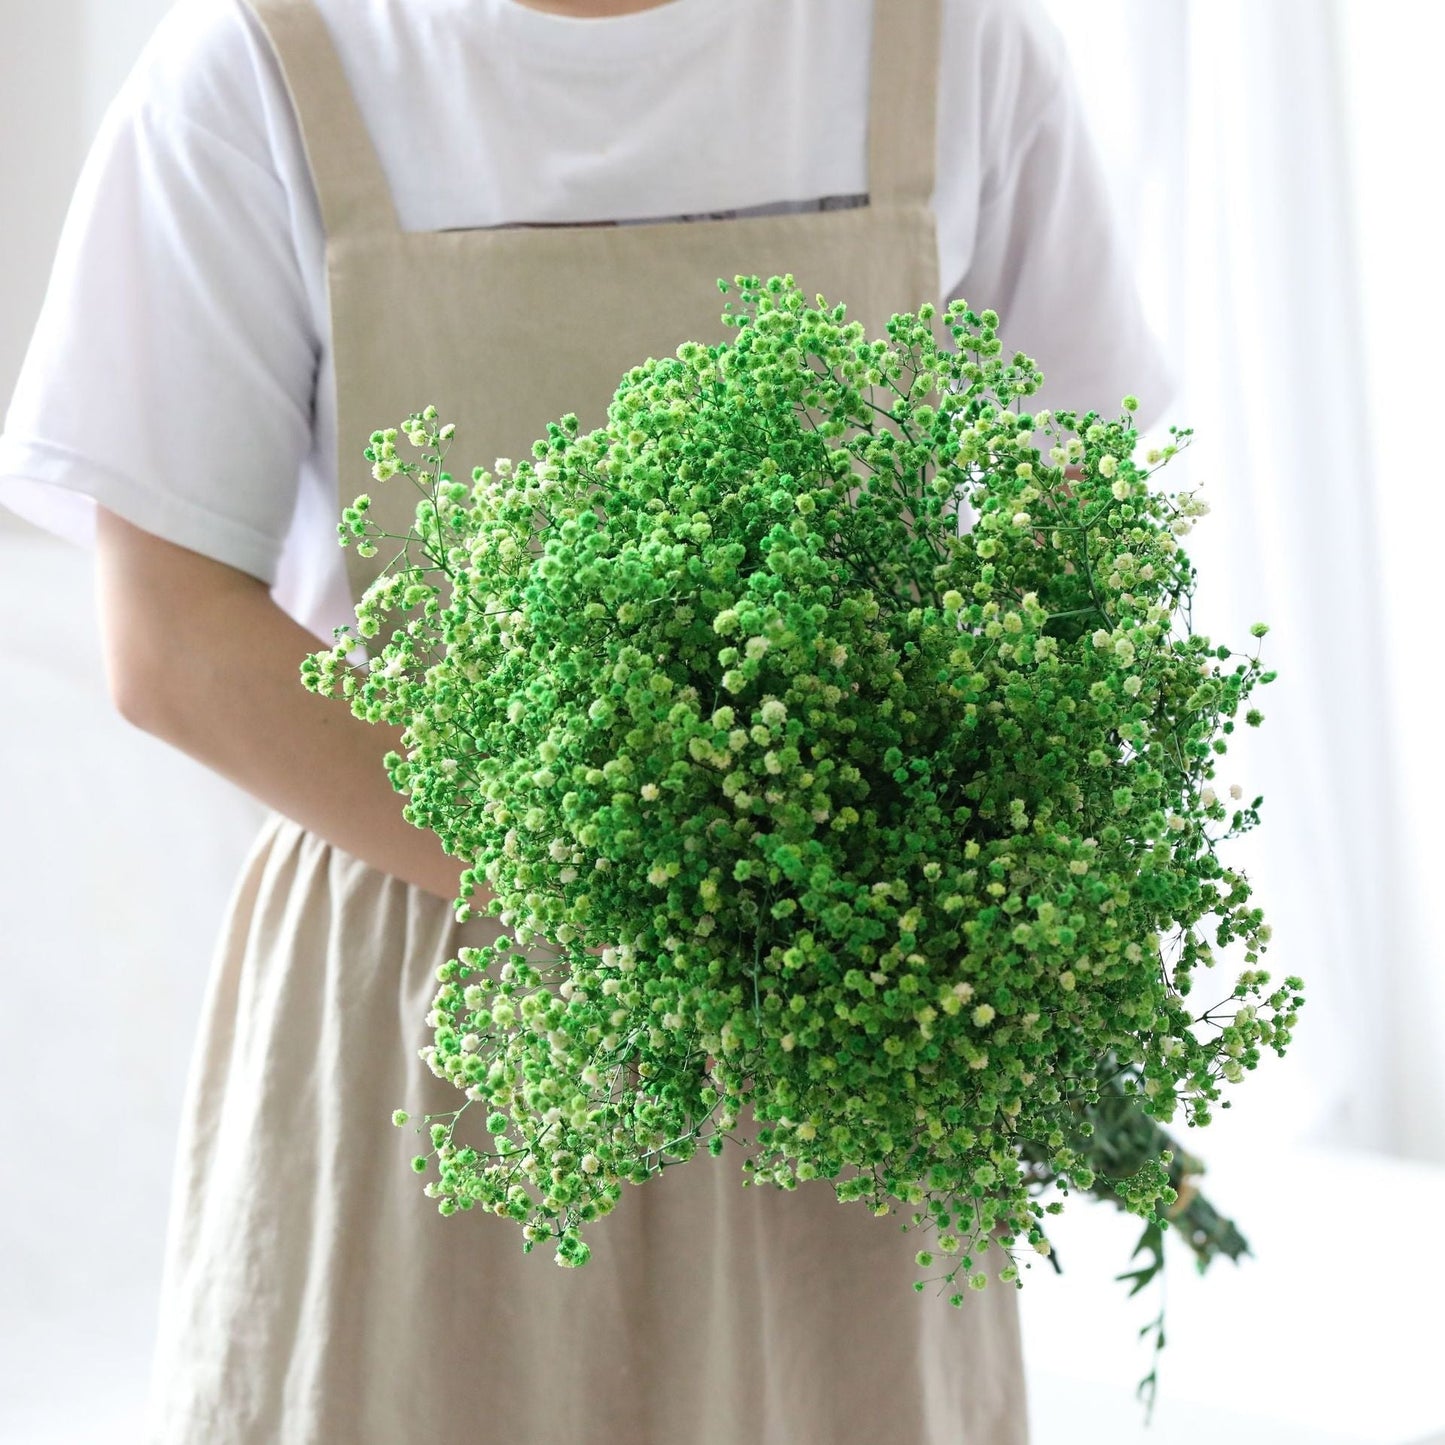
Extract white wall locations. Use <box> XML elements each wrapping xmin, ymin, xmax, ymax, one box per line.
<box><xmin>0</xmin><ymin>0</ymin><xmax>86</xmax><ymax>403</ymax></box>
<box><xmin>1</xmin><ymin>5</ymin><xmax>269</xmax><ymax>1442</ymax></box>
<box><xmin>1335</xmin><ymin>0</ymin><xmax>1445</xmax><ymax>1163</ymax></box>
<box><xmin>1</xmin><ymin>0</ymin><xmax>181</xmax><ymax>399</ymax></box>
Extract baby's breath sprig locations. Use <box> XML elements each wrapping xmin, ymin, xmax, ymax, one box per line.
<box><xmin>301</xmin><ymin>277</ymin><xmax>1301</xmax><ymax>1367</ymax></box>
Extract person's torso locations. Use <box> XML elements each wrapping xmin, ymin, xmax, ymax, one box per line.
<box><xmin>142</xmin><ymin>0</ymin><xmax>1051</xmax><ymax>647</ymax></box>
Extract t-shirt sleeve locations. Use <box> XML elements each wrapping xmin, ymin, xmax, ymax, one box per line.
<box><xmin>0</xmin><ymin>7</ymin><xmax>318</xmax><ymax>584</ymax></box>
<box><xmin>947</xmin><ymin>4</ymin><xmax>1176</xmax><ymax>440</ymax></box>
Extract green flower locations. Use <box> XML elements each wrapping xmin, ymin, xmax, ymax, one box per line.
<box><xmin>302</xmin><ymin>276</ymin><xmax>1296</xmax><ymax>1350</ymax></box>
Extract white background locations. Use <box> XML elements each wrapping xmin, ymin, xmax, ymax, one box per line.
<box><xmin>2</xmin><ymin>2</ymin><xmax>1441</xmax><ymax>1441</ymax></box>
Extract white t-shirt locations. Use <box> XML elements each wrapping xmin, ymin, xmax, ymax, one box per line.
<box><xmin>0</xmin><ymin>0</ymin><xmax>1174</xmax><ymax>656</ymax></box>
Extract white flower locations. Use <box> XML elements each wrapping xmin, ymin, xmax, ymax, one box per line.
<box><xmin>640</xmin><ymin>782</ymin><xmax>660</xmax><ymax>801</ymax></box>
<box><xmin>1111</xmin><ymin>478</ymin><xmax>1131</xmax><ymax>500</ymax></box>
<box><xmin>1229</xmin><ymin>782</ymin><xmax>1243</xmax><ymax>800</ymax></box>
<box><xmin>760</xmin><ymin>697</ymin><xmax>788</xmax><ymax>726</ymax></box>
<box><xmin>1012</xmin><ymin>511</ymin><xmax>1032</xmax><ymax>528</ymax></box>
<box><xmin>1200</xmin><ymin>786</ymin><xmax>1217</xmax><ymax>808</ymax></box>
<box><xmin>1167</xmin><ymin>813</ymin><xmax>1186</xmax><ymax>831</ymax></box>
<box><xmin>1098</xmin><ymin>454</ymin><xmax>1118</xmax><ymax>478</ymax></box>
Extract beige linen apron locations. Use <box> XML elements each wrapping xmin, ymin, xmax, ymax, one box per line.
<box><xmin>142</xmin><ymin>2</ymin><xmax>1030</xmax><ymax>1440</ymax></box>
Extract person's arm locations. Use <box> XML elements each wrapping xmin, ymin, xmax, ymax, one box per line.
<box><xmin>94</xmin><ymin>504</ymin><xmax>476</xmax><ymax>906</ymax></box>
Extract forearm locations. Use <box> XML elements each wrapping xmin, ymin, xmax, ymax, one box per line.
<box><xmin>125</xmin><ymin>578</ymin><xmax>474</xmax><ymax>907</ymax></box>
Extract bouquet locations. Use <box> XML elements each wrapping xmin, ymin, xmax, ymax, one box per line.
<box><xmin>301</xmin><ymin>274</ymin><xmax>1303</xmax><ymax>1405</ymax></box>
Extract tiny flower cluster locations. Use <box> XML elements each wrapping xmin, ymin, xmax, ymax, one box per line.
<box><xmin>304</xmin><ymin>275</ymin><xmax>1298</xmax><ymax>1319</ymax></box>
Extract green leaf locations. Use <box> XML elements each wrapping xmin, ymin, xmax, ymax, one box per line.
<box><xmin>1117</xmin><ymin>1266</ymin><xmax>1159</xmax><ymax>1298</ymax></box>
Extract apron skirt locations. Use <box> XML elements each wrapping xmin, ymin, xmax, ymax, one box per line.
<box><xmin>142</xmin><ymin>810</ymin><xmax>1029</xmax><ymax>1443</ymax></box>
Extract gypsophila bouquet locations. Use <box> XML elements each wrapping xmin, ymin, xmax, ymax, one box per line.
<box><xmin>301</xmin><ymin>276</ymin><xmax>1303</xmax><ymax>1353</ymax></box>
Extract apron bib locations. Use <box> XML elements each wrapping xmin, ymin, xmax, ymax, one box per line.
<box><xmin>142</xmin><ymin>4</ymin><xmax>1029</xmax><ymax>1440</ymax></box>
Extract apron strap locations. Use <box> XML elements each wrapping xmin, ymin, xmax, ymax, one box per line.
<box><xmin>867</xmin><ymin>0</ymin><xmax>942</xmax><ymax>210</ymax></box>
<box><xmin>244</xmin><ymin>0</ymin><xmax>401</xmax><ymax>238</ymax></box>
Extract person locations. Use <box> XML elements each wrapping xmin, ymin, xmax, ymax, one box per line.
<box><xmin>0</xmin><ymin>0</ymin><xmax>1173</xmax><ymax>1439</ymax></box>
